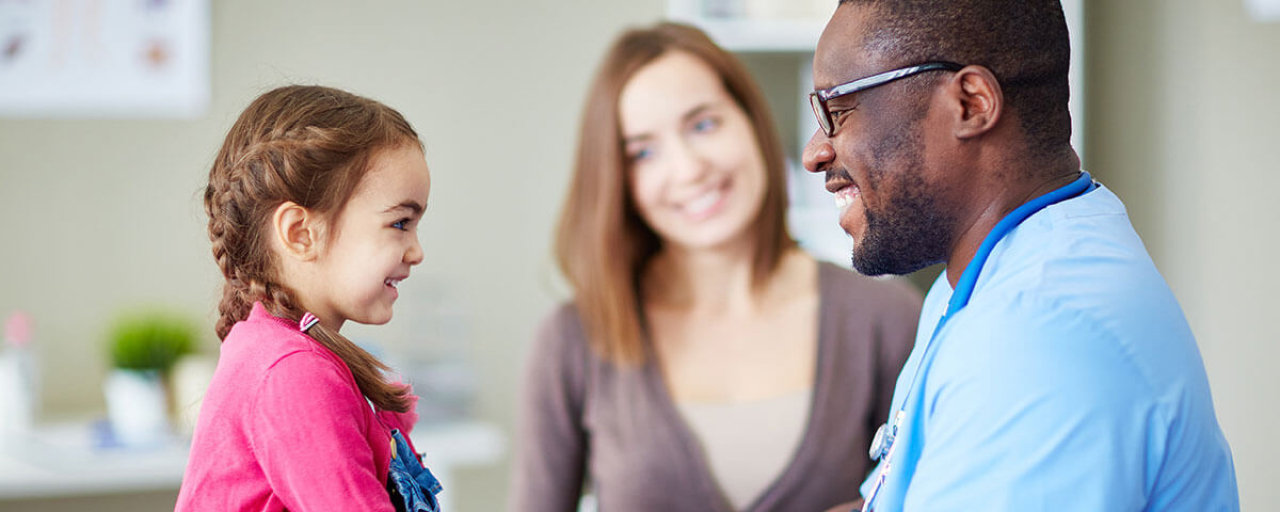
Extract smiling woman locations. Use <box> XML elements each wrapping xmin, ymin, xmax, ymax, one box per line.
<box><xmin>510</xmin><ymin>22</ymin><xmax>923</xmax><ymax>512</ymax></box>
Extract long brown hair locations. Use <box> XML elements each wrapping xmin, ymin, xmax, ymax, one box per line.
<box><xmin>204</xmin><ymin>85</ymin><xmax>421</xmax><ymax>412</ymax></box>
<box><xmin>555</xmin><ymin>22</ymin><xmax>794</xmax><ymax>365</ymax></box>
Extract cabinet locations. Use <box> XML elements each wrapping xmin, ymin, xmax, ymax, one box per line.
<box><xmin>667</xmin><ymin>0</ymin><xmax>1085</xmax><ymax>273</ymax></box>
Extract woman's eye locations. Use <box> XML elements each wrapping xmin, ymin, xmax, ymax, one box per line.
<box><xmin>391</xmin><ymin>219</ymin><xmax>409</xmax><ymax>231</ymax></box>
<box><xmin>692</xmin><ymin>117</ymin><xmax>719</xmax><ymax>133</ymax></box>
<box><xmin>629</xmin><ymin>147</ymin><xmax>653</xmax><ymax>163</ymax></box>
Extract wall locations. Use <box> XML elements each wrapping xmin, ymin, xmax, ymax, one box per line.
<box><xmin>1086</xmin><ymin>0</ymin><xmax>1279</xmax><ymax>509</ymax></box>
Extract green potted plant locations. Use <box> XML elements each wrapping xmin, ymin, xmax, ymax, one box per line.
<box><xmin>104</xmin><ymin>310</ymin><xmax>196</xmax><ymax>447</ymax></box>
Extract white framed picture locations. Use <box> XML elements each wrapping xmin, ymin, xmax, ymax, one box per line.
<box><xmin>0</xmin><ymin>0</ymin><xmax>209</xmax><ymax>118</ymax></box>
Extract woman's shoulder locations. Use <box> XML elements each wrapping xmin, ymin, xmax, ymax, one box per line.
<box><xmin>813</xmin><ymin>262</ymin><xmax>922</xmax><ymax>372</ymax></box>
<box><xmin>814</xmin><ymin>261</ymin><xmax>923</xmax><ymax>342</ymax></box>
<box><xmin>532</xmin><ymin>299</ymin><xmax>586</xmax><ymax>343</ymax></box>
<box><xmin>532</xmin><ymin>301</ymin><xmax>593</xmax><ymax>359</ymax></box>
<box><xmin>816</xmin><ymin>260</ymin><xmax>923</xmax><ymax>311</ymax></box>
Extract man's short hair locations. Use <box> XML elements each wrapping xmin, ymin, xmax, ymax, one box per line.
<box><xmin>840</xmin><ymin>0</ymin><xmax>1072</xmax><ymax>159</ymax></box>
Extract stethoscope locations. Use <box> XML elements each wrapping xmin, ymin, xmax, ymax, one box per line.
<box><xmin>859</xmin><ymin>171</ymin><xmax>1096</xmax><ymax>512</ymax></box>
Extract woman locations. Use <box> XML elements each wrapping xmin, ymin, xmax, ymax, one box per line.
<box><xmin>511</xmin><ymin>22</ymin><xmax>921</xmax><ymax>512</ymax></box>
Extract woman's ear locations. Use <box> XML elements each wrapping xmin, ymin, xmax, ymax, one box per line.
<box><xmin>951</xmin><ymin>65</ymin><xmax>1004</xmax><ymax>140</ymax></box>
<box><xmin>271</xmin><ymin>201</ymin><xmax>321</xmax><ymax>262</ymax></box>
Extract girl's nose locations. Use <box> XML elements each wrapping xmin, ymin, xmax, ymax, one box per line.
<box><xmin>405</xmin><ymin>237</ymin><xmax>424</xmax><ymax>265</ymax></box>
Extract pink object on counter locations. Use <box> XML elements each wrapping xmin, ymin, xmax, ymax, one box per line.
<box><xmin>4</xmin><ymin>311</ymin><xmax>32</xmax><ymax>348</ymax></box>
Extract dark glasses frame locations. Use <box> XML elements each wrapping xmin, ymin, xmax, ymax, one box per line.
<box><xmin>808</xmin><ymin>62</ymin><xmax>964</xmax><ymax>137</ymax></box>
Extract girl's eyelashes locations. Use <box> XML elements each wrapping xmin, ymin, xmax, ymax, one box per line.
<box><xmin>391</xmin><ymin>218</ymin><xmax>411</xmax><ymax>231</ymax></box>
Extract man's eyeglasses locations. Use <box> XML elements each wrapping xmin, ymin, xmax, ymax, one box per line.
<box><xmin>808</xmin><ymin>62</ymin><xmax>963</xmax><ymax>137</ymax></box>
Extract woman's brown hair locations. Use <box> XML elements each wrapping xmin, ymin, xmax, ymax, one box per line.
<box><xmin>555</xmin><ymin>22</ymin><xmax>794</xmax><ymax>365</ymax></box>
<box><xmin>205</xmin><ymin>85</ymin><xmax>421</xmax><ymax>412</ymax></box>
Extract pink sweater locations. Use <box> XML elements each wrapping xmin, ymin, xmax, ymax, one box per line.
<box><xmin>175</xmin><ymin>302</ymin><xmax>419</xmax><ymax>511</ymax></box>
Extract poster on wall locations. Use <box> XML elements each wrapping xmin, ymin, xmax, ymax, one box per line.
<box><xmin>0</xmin><ymin>0</ymin><xmax>209</xmax><ymax>118</ymax></box>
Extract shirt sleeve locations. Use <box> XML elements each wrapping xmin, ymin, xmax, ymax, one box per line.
<box><xmin>507</xmin><ymin>305</ymin><xmax>590</xmax><ymax>512</ymax></box>
<box><xmin>901</xmin><ymin>300</ymin><xmax>1155</xmax><ymax>512</ymax></box>
<box><xmin>250</xmin><ymin>350</ymin><xmax>395</xmax><ymax>512</ymax></box>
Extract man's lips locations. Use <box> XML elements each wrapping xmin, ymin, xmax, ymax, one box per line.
<box><xmin>824</xmin><ymin>169</ymin><xmax>855</xmax><ymax>193</ymax></box>
<box><xmin>824</xmin><ymin>169</ymin><xmax>861</xmax><ymax>213</ymax></box>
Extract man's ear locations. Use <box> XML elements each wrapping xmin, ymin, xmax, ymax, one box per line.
<box><xmin>949</xmin><ymin>65</ymin><xmax>1004</xmax><ymax>140</ymax></box>
<box><xmin>271</xmin><ymin>201</ymin><xmax>321</xmax><ymax>262</ymax></box>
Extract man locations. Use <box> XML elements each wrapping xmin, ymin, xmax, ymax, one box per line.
<box><xmin>802</xmin><ymin>1</ymin><xmax>1239</xmax><ymax>511</ymax></box>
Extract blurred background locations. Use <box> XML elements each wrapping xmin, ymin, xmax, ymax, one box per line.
<box><xmin>0</xmin><ymin>0</ymin><xmax>1275</xmax><ymax>510</ymax></box>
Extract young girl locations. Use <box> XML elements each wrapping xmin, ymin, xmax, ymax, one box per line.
<box><xmin>176</xmin><ymin>85</ymin><xmax>440</xmax><ymax>512</ymax></box>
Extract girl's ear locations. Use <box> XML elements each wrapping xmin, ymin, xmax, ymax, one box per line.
<box><xmin>272</xmin><ymin>201</ymin><xmax>321</xmax><ymax>261</ymax></box>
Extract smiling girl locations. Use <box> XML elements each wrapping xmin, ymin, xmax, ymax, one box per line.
<box><xmin>176</xmin><ymin>85</ymin><xmax>440</xmax><ymax>511</ymax></box>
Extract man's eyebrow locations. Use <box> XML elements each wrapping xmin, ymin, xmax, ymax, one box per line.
<box><xmin>383</xmin><ymin>201</ymin><xmax>425</xmax><ymax>214</ymax></box>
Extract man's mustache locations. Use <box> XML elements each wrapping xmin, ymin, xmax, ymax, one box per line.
<box><xmin>825</xmin><ymin>168</ymin><xmax>852</xmax><ymax>184</ymax></box>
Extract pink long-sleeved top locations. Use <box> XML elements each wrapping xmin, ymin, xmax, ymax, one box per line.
<box><xmin>175</xmin><ymin>302</ymin><xmax>419</xmax><ymax>511</ymax></box>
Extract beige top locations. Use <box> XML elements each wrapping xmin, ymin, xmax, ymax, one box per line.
<box><xmin>677</xmin><ymin>389</ymin><xmax>811</xmax><ymax>510</ymax></box>
<box><xmin>510</xmin><ymin>262</ymin><xmax>923</xmax><ymax>512</ymax></box>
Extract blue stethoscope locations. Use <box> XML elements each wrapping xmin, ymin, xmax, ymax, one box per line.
<box><xmin>860</xmin><ymin>171</ymin><xmax>1096</xmax><ymax>512</ymax></box>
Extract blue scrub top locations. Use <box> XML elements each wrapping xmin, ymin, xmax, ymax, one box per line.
<box><xmin>861</xmin><ymin>184</ymin><xmax>1239</xmax><ymax>511</ymax></box>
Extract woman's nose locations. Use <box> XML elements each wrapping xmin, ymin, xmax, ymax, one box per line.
<box><xmin>668</xmin><ymin>138</ymin><xmax>709</xmax><ymax>183</ymax></box>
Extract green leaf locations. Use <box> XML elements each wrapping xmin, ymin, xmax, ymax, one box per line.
<box><xmin>108</xmin><ymin>310</ymin><xmax>197</xmax><ymax>373</ymax></box>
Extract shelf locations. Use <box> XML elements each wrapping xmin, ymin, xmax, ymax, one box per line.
<box><xmin>667</xmin><ymin>17</ymin><xmax>827</xmax><ymax>53</ymax></box>
<box><xmin>666</xmin><ymin>0</ymin><xmax>834</xmax><ymax>53</ymax></box>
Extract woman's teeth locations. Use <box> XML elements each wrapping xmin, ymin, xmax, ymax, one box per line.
<box><xmin>384</xmin><ymin>278</ymin><xmax>402</xmax><ymax>289</ymax></box>
<box><xmin>682</xmin><ymin>188</ymin><xmax>723</xmax><ymax>216</ymax></box>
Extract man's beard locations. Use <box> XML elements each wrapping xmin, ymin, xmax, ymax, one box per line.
<box><xmin>848</xmin><ymin>112</ymin><xmax>954</xmax><ymax>276</ymax></box>
<box><xmin>850</xmin><ymin>169</ymin><xmax>953</xmax><ymax>276</ymax></box>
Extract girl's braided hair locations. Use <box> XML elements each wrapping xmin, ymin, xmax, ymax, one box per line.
<box><xmin>204</xmin><ymin>85</ymin><xmax>421</xmax><ymax>412</ymax></box>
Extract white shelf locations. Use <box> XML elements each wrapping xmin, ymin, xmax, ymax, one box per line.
<box><xmin>667</xmin><ymin>17</ymin><xmax>827</xmax><ymax>53</ymax></box>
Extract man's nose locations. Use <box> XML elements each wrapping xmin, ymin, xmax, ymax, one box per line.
<box><xmin>802</xmin><ymin>130</ymin><xmax>835</xmax><ymax>174</ymax></box>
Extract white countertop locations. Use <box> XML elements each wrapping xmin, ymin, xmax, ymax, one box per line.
<box><xmin>0</xmin><ymin>419</ymin><xmax>504</xmax><ymax>500</ymax></box>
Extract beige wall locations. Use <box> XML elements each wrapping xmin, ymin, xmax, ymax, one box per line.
<box><xmin>1</xmin><ymin>0</ymin><xmax>1275</xmax><ymax>510</ymax></box>
<box><xmin>1087</xmin><ymin>0</ymin><xmax>1279</xmax><ymax>509</ymax></box>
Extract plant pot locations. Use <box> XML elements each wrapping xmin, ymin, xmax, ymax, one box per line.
<box><xmin>104</xmin><ymin>369</ymin><xmax>170</xmax><ymax>447</ymax></box>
